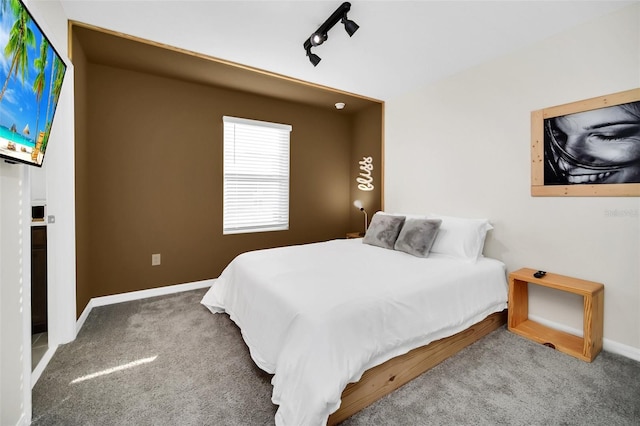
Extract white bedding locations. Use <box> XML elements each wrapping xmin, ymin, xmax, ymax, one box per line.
<box><xmin>201</xmin><ymin>238</ymin><xmax>508</xmax><ymax>426</ymax></box>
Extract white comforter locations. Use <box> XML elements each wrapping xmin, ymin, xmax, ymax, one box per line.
<box><xmin>201</xmin><ymin>238</ymin><xmax>508</xmax><ymax>426</ymax></box>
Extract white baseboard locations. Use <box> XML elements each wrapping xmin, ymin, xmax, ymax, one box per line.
<box><xmin>31</xmin><ymin>344</ymin><xmax>58</xmax><ymax>389</ymax></box>
<box><xmin>76</xmin><ymin>279</ymin><xmax>214</xmax><ymax>335</ymax></box>
<box><xmin>529</xmin><ymin>314</ymin><xmax>640</xmax><ymax>362</ymax></box>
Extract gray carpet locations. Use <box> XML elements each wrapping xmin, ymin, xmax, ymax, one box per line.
<box><xmin>32</xmin><ymin>289</ymin><xmax>640</xmax><ymax>425</ymax></box>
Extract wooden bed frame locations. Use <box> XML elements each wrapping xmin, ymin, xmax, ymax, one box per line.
<box><xmin>327</xmin><ymin>310</ymin><xmax>508</xmax><ymax>425</ymax></box>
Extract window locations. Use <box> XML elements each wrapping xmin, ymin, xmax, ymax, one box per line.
<box><xmin>223</xmin><ymin>116</ymin><xmax>291</xmax><ymax>234</ymax></box>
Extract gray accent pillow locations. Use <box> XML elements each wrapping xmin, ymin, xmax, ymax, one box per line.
<box><xmin>363</xmin><ymin>213</ymin><xmax>406</xmax><ymax>249</ymax></box>
<box><xmin>394</xmin><ymin>218</ymin><xmax>442</xmax><ymax>258</ymax></box>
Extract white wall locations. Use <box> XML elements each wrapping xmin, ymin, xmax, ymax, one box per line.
<box><xmin>385</xmin><ymin>4</ymin><xmax>640</xmax><ymax>356</ymax></box>
<box><xmin>28</xmin><ymin>0</ymin><xmax>77</xmax><ymax>349</ymax></box>
<box><xmin>0</xmin><ymin>163</ymin><xmax>31</xmax><ymax>426</ymax></box>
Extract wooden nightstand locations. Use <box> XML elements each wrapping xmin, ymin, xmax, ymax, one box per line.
<box><xmin>346</xmin><ymin>232</ymin><xmax>364</xmax><ymax>239</ymax></box>
<box><xmin>508</xmin><ymin>268</ymin><xmax>604</xmax><ymax>362</ymax></box>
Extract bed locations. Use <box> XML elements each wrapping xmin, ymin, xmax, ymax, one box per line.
<box><xmin>201</xmin><ymin>213</ymin><xmax>508</xmax><ymax>425</ymax></box>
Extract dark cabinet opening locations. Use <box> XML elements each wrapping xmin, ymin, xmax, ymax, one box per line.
<box><xmin>31</xmin><ymin>226</ymin><xmax>47</xmax><ymax>334</ymax></box>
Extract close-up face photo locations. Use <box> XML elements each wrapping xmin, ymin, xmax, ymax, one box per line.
<box><xmin>544</xmin><ymin>102</ymin><xmax>640</xmax><ymax>185</ymax></box>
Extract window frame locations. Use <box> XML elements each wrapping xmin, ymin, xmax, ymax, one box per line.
<box><xmin>222</xmin><ymin>116</ymin><xmax>292</xmax><ymax>235</ymax></box>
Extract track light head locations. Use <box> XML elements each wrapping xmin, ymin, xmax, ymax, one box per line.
<box><xmin>303</xmin><ymin>2</ymin><xmax>358</xmax><ymax>66</ymax></box>
<box><xmin>342</xmin><ymin>17</ymin><xmax>359</xmax><ymax>36</ymax></box>
<box><xmin>308</xmin><ymin>52</ymin><xmax>321</xmax><ymax>67</ymax></box>
<box><xmin>310</xmin><ymin>32</ymin><xmax>327</xmax><ymax>47</ymax></box>
<box><xmin>306</xmin><ymin>47</ymin><xmax>321</xmax><ymax>66</ymax></box>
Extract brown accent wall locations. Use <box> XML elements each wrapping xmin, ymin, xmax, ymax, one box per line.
<box><xmin>72</xmin><ymin>26</ymin><xmax>383</xmax><ymax>317</ymax></box>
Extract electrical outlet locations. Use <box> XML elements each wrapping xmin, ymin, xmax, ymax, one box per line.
<box><xmin>151</xmin><ymin>253</ymin><xmax>161</xmax><ymax>266</ymax></box>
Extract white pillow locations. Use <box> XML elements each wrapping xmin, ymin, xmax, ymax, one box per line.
<box><xmin>427</xmin><ymin>214</ymin><xmax>493</xmax><ymax>261</ymax></box>
<box><xmin>389</xmin><ymin>211</ymin><xmax>429</xmax><ymax>220</ymax></box>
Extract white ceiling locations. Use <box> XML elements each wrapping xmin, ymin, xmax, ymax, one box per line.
<box><xmin>58</xmin><ymin>0</ymin><xmax>634</xmax><ymax>101</ymax></box>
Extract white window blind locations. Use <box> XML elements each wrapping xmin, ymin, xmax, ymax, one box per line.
<box><xmin>223</xmin><ymin>116</ymin><xmax>291</xmax><ymax>235</ymax></box>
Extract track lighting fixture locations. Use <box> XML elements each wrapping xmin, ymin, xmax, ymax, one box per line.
<box><xmin>304</xmin><ymin>2</ymin><xmax>359</xmax><ymax>66</ymax></box>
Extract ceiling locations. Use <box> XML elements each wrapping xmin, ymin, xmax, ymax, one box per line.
<box><xmin>59</xmin><ymin>1</ymin><xmax>633</xmax><ymax>102</ymax></box>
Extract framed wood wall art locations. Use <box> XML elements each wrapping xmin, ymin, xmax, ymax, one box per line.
<box><xmin>531</xmin><ymin>88</ymin><xmax>640</xmax><ymax>196</ymax></box>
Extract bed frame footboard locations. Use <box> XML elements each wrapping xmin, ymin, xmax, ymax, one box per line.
<box><xmin>327</xmin><ymin>310</ymin><xmax>507</xmax><ymax>425</ymax></box>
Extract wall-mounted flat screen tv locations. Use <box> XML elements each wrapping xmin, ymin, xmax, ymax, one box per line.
<box><xmin>0</xmin><ymin>0</ymin><xmax>66</xmax><ymax>167</ymax></box>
